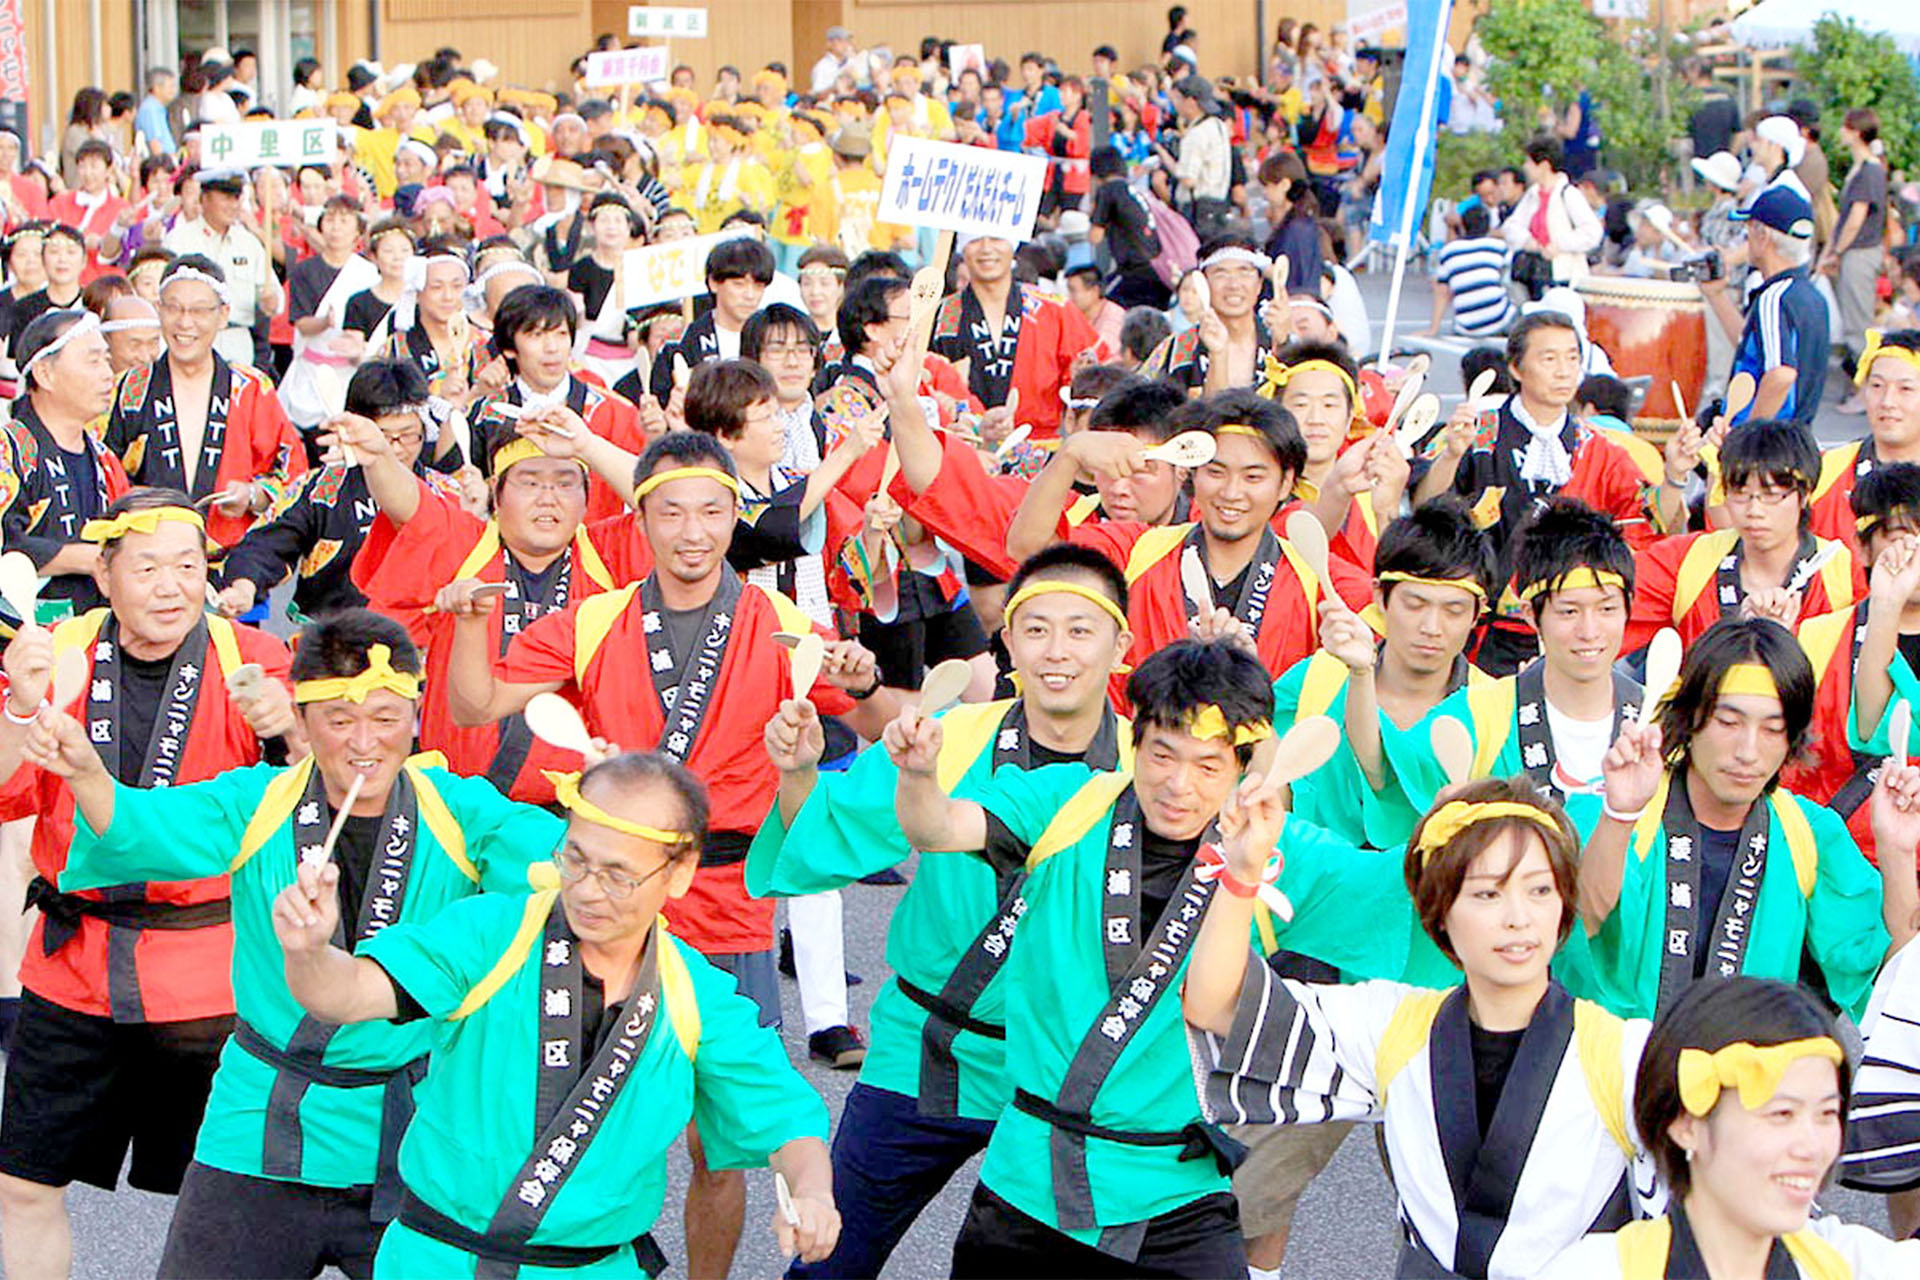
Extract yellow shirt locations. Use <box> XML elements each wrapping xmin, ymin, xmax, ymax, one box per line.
<box><xmin>684</xmin><ymin>157</ymin><xmax>777</xmax><ymax>235</ymax></box>
<box><xmin>356</xmin><ymin>124</ymin><xmax>439</xmax><ymax>197</ymax></box>
<box><xmin>771</xmin><ymin>141</ymin><xmax>834</xmax><ymax>246</ymax></box>
<box><xmin>813</xmin><ymin>167</ymin><xmax>910</xmax><ymax>254</ymax></box>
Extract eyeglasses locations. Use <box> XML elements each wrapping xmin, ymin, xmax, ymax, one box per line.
<box><xmin>1723</xmin><ymin>485</ymin><xmax>1802</xmax><ymax>509</ymax></box>
<box><xmin>758</xmin><ymin>342</ymin><xmax>815</xmax><ymax>362</ymax></box>
<box><xmin>552</xmin><ymin>846</ymin><xmax>672</xmax><ymax>900</ymax></box>
<box><xmin>502</xmin><ymin>471</ymin><xmax>587</xmax><ymax>496</ymax></box>
<box><xmin>158</xmin><ymin>302</ymin><xmax>222</xmax><ymax>322</ymax></box>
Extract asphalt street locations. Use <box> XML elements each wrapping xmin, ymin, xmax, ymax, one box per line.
<box><xmin>42</xmin><ymin>263</ymin><xmax>1886</xmax><ymax>1279</ymax></box>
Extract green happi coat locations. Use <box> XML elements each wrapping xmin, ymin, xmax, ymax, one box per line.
<box><xmin>362</xmin><ymin>890</ymin><xmax>829</xmax><ymax>1279</ymax></box>
<box><xmin>747</xmin><ymin>698</ymin><xmax>1132</xmax><ymax>1122</ymax></box>
<box><xmin>60</xmin><ymin>753</ymin><xmax>555</xmax><ymax>1191</ymax></box>
<box><xmin>1273</xmin><ymin>652</ymin><xmax>1489</xmax><ymax>850</ymax></box>
<box><xmin>1850</xmin><ymin>641</ymin><xmax>1920</xmax><ymax>755</ymax></box>
<box><xmin>1587</xmin><ymin>772</ymin><xmax>1888</xmax><ymax>1021</ymax></box>
<box><xmin>954</xmin><ymin>763</ymin><xmax>1399</xmax><ymax>1251</ymax></box>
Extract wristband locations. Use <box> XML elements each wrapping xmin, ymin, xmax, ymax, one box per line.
<box><xmin>3</xmin><ymin>697</ymin><xmax>43</xmax><ymax>726</ymax></box>
<box><xmin>848</xmin><ymin>674</ymin><xmax>883</xmax><ymax>701</ymax></box>
<box><xmin>1601</xmin><ymin>800</ymin><xmax>1646</xmax><ymax>824</ymax></box>
<box><xmin>1196</xmin><ymin>841</ymin><xmax>1274</xmax><ymax>899</ymax></box>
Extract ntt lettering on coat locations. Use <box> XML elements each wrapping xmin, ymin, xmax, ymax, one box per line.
<box><xmin>878</xmin><ymin>137</ymin><xmax>1048</xmax><ymax>243</ymax></box>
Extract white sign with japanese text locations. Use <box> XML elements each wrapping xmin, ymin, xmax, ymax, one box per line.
<box><xmin>202</xmin><ymin>119</ymin><xmax>337</xmax><ymax>169</ymax></box>
<box><xmin>583</xmin><ymin>47</ymin><xmax>671</xmax><ymax>88</ymax></box>
<box><xmin>877</xmin><ymin>136</ymin><xmax>1047</xmax><ymax>243</ymax></box>
<box><xmin>621</xmin><ymin>229</ymin><xmax>750</xmax><ymax>308</ymax></box>
<box><xmin>627</xmin><ymin>6</ymin><xmax>706</xmax><ymax>38</ymax></box>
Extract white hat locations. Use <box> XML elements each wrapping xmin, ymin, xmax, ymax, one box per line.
<box><xmin>471</xmin><ymin>58</ymin><xmax>499</xmax><ymax>85</ymax></box>
<box><xmin>1057</xmin><ymin>209</ymin><xmax>1091</xmax><ymax>238</ymax></box>
<box><xmin>1691</xmin><ymin>150</ymin><xmax>1742</xmax><ymax>193</ymax></box>
<box><xmin>1754</xmin><ymin>115</ymin><xmax>1805</xmax><ymax>169</ymax></box>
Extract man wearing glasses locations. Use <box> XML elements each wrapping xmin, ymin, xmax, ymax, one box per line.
<box><xmin>104</xmin><ymin>254</ymin><xmax>307</xmax><ymax>556</ymax></box>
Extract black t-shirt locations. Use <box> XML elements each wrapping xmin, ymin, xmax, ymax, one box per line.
<box><xmin>1027</xmin><ymin>741</ymin><xmax>1083</xmax><ymax>768</ymax></box>
<box><xmin>342</xmin><ymin>288</ymin><xmax>394</xmax><ymax>337</ymax></box>
<box><xmin>1899</xmin><ymin>632</ymin><xmax>1920</xmax><ymax>682</ymax></box>
<box><xmin>287</xmin><ymin>255</ymin><xmax>345</xmax><ymax>324</ymax></box>
<box><xmin>113</xmin><ymin>651</ymin><xmax>174</xmax><ymax>786</ymax></box>
<box><xmin>1210</xmin><ymin>560</ymin><xmax>1253</xmax><ymax>613</ymax></box>
<box><xmin>333</xmin><ymin>812</ymin><xmax>385</xmax><ymax>934</ymax></box>
<box><xmin>1694</xmin><ymin>823</ymin><xmax>1742</xmax><ymax>978</ymax></box>
<box><xmin>1688</xmin><ymin>91</ymin><xmax>1740</xmax><ymax>159</ymax></box>
<box><xmin>568</xmin><ymin>258</ymin><xmax>618</xmax><ymax>325</ymax></box>
<box><xmin>8</xmin><ymin>286</ymin><xmax>81</xmax><ymax>348</ymax></box>
<box><xmin>1140</xmin><ymin>828</ymin><xmax>1201</xmax><ymax>932</ymax></box>
<box><xmin>1090</xmin><ymin>178</ymin><xmax>1158</xmax><ymax>274</ymax></box>
<box><xmin>1469</xmin><ymin>1021</ymin><xmax>1526</xmax><ymax>1140</ymax></box>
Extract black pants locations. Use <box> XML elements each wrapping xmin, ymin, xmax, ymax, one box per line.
<box><xmin>1108</xmin><ymin>269</ymin><xmax>1171</xmax><ymax>312</ymax></box>
<box><xmin>158</xmin><ymin>1162</ymin><xmax>381</xmax><ymax>1280</ymax></box>
<box><xmin>952</xmin><ymin>1181</ymin><xmax>1245</xmax><ymax>1279</ymax></box>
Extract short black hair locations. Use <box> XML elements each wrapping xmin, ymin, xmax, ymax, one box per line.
<box><xmin>741</xmin><ymin>303</ymin><xmax>821</xmax><ymax>364</ymax></box>
<box><xmin>631</xmin><ymin>426</ymin><xmax>739</xmax><ymax>505</ymax></box>
<box><xmin>1066</xmin><ymin>263</ymin><xmax>1102</xmax><ymax>289</ymax></box>
<box><xmin>92</xmin><ymin>486</ymin><xmax>201</xmax><ymax>563</ymax></box>
<box><xmin>1126</xmin><ymin>639</ymin><xmax>1273</xmax><ymax>767</ymax></box>
<box><xmin>838</xmin><ymin>275</ymin><xmax>909</xmax><ymax>357</ymax></box>
<box><xmin>493</xmin><ymin>285</ymin><xmax>579</xmax><ymax>367</ymax></box>
<box><xmin>43</xmin><ymin>221</ymin><xmax>86</xmax><ymax>250</ymax></box>
<box><xmin>1271</xmin><ymin>340</ymin><xmax>1357</xmax><ymax>410</ymax></box>
<box><xmin>705</xmin><ymin>235</ymin><xmax>776</xmax><ymax>285</ymax></box>
<box><xmin>290</xmin><ymin>608</ymin><xmax>423</xmax><ymax>684</ymax></box>
<box><xmin>1720</xmin><ymin>419</ymin><xmax>1819</xmax><ymax>503</ymax></box>
<box><xmin>344</xmin><ymin>359</ymin><xmax>430</xmax><ymax>418</ymax></box>
<box><xmin>1852</xmin><ymin>461</ymin><xmax>1920</xmax><ymax>554</ymax></box>
<box><xmin>1636</xmin><ymin>978</ymin><xmax>1848</xmax><ymax>1202</ymax></box>
<box><xmin>1374</xmin><ymin>499</ymin><xmax>1498</xmax><ymax>605</ymax></box>
<box><xmin>1655</xmin><ymin>618</ymin><xmax>1816</xmax><ymax>782</ymax></box>
<box><xmin>1197</xmin><ymin>230</ymin><xmax>1262</xmax><ymax>262</ymax></box>
<box><xmin>1459</xmin><ymin>345</ymin><xmax>1513</xmax><ymax>398</ymax></box>
<box><xmin>1523</xmin><ymin>133</ymin><xmax>1564</xmax><ymax>171</ymax></box>
<box><xmin>1090</xmin><ymin>144</ymin><xmax>1126</xmax><ymax>179</ymax></box>
<box><xmin>1204</xmin><ymin>387</ymin><xmax>1307</xmax><ymax>479</ymax></box>
<box><xmin>1511</xmin><ymin>497</ymin><xmax>1637</xmax><ymax>619</ymax></box>
<box><xmin>1577</xmin><ymin>373</ymin><xmax>1633</xmax><ymax>421</ymax></box>
<box><xmin>1089</xmin><ymin>377</ymin><xmax>1187</xmax><ymax>442</ymax></box>
<box><xmin>845</xmin><ymin>249</ymin><xmax>913</xmax><ymax>292</ymax></box>
<box><xmin>1506</xmin><ymin>310</ymin><xmax>1579</xmax><ymax>367</ymax></box>
<box><xmin>1460</xmin><ymin>203</ymin><xmax>1491</xmax><ymax>238</ymax></box>
<box><xmin>74</xmin><ymin>138</ymin><xmax>113</xmax><ymax>167</ymax></box>
<box><xmin>1005</xmin><ymin>543</ymin><xmax>1130</xmax><ymax>622</ymax></box>
<box><xmin>1119</xmin><ymin>307</ymin><xmax>1172</xmax><ymax>365</ymax></box>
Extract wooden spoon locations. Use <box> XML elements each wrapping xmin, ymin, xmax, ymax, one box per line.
<box><xmin>50</xmin><ymin>646</ymin><xmax>87</xmax><ymax>711</ymax></box>
<box><xmin>1670</xmin><ymin>379</ymin><xmax>1690</xmax><ymax>427</ymax></box>
<box><xmin>1723</xmin><ymin>371</ymin><xmax>1756</xmax><ymax>424</ymax></box>
<box><xmin>1382</xmin><ymin>367</ymin><xmax>1426</xmax><ymax>434</ymax></box>
<box><xmin>1640</xmin><ymin>629</ymin><xmax>1683</xmax><ymax>728</ymax></box>
<box><xmin>1283</xmin><ymin>509</ymin><xmax>1332</xmax><ymax>597</ymax></box>
<box><xmin>1892</xmin><ymin>702</ymin><xmax>1911</xmax><ymax>764</ymax></box>
<box><xmin>1270</xmin><ymin>255</ymin><xmax>1290</xmax><ymax>295</ymax></box>
<box><xmin>1394</xmin><ymin>393</ymin><xmax>1441</xmax><ymax>458</ymax></box>
<box><xmin>1245</xmin><ymin>714</ymin><xmax>1343</xmax><ymax>923</ymax></box>
<box><xmin>1464</xmin><ymin>367</ymin><xmax>1500</xmax><ymax>412</ymax></box>
<box><xmin>525</xmin><ymin>692</ymin><xmax>596</xmax><ymax>754</ymax></box>
<box><xmin>225</xmin><ymin>662</ymin><xmax>266</xmax><ymax>704</ymax></box>
<box><xmin>917</xmin><ymin>657</ymin><xmax>973</xmax><ymax>717</ymax></box>
<box><xmin>787</xmin><ymin>632</ymin><xmax>825</xmax><ymax>701</ymax></box>
<box><xmin>1431</xmin><ymin>716</ymin><xmax>1474</xmax><ymax>787</ymax></box>
<box><xmin>0</xmin><ymin>551</ymin><xmax>40</xmax><ymax>624</ymax></box>
<box><xmin>1141</xmin><ymin>431</ymin><xmax>1216</xmax><ymax>467</ymax></box>
<box><xmin>307</xmin><ymin>772</ymin><xmax>365</xmax><ymax>869</ymax></box>
<box><xmin>993</xmin><ymin>422</ymin><xmax>1032</xmax><ymax>462</ymax></box>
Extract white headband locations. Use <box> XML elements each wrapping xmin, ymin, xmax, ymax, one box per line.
<box><xmin>21</xmin><ymin>312</ymin><xmax>101</xmax><ymax>384</ymax></box>
<box><xmin>100</xmin><ymin>315</ymin><xmax>162</xmax><ymax>333</ymax></box>
<box><xmin>1288</xmin><ymin>294</ymin><xmax>1335</xmax><ymax>320</ymax></box>
<box><xmin>1200</xmin><ymin>246</ymin><xmax>1273</xmax><ymax>273</ymax></box>
<box><xmin>486</xmin><ymin>111</ymin><xmax>531</xmax><ymax>144</ymax></box>
<box><xmin>159</xmin><ymin>267</ymin><xmax>232</xmax><ymax>306</ymax></box>
<box><xmin>475</xmin><ymin>258</ymin><xmax>540</xmax><ymax>291</ymax></box>
<box><xmin>397</xmin><ymin>139</ymin><xmax>438</xmax><ymax>169</ymax></box>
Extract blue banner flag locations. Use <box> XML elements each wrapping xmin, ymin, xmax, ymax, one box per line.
<box><xmin>1369</xmin><ymin>0</ymin><xmax>1455</xmax><ymax>249</ymax></box>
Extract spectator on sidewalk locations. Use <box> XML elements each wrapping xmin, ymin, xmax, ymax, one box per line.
<box><xmin>1702</xmin><ymin>186</ymin><xmax>1828</xmax><ymax>428</ymax></box>
<box><xmin>1425</xmin><ymin>203</ymin><xmax>1514</xmax><ymax>338</ymax></box>
<box><xmin>1821</xmin><ymin>108</ymin><xmax>1887</xmax><ymax>413</ymax></box>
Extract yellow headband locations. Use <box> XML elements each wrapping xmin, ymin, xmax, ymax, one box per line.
<box><xmin>1377</xmin><ymin>571</ymin><xmax>1487</xmax><ymax>602</ymax></box>
<box><xmin>1003</xmin><ymin>579</ymin><xmax>1130</xmax><ymax>633</ymax></box>
<box><xmin>1413</xmin><ymin>800</ymin><xmax>1564</xmax><ymax>866</ymax></box>
<box><xmin>1858</xmin><ymin>506</ymin><xmax>1918</xmax><ymax>537</ymax></box>
<box><xmin>1677</xmin><ymin>1038</ymin><xmax>1845</xmax><ymax>1117</ymax></box>
<box><xmin>492</xmin><ymin>437</ymin><xmax>588</xmax><ymax>477</ymax></box>
<box><xmin>1719</xmin><ymin>662</ymin><xmax>1780</xmax><ymax>701</ymax></box>
<box><xmin>1185</xmin><ymin>704</ymin><xmax>1273</xmax><ymax>747</ymax></box>
<box><xmin>542</xmin><ymin>770</ymin><xmax>696</xmax><ymax>848</ymax></box>
<box><xmin>1856</xmin><ymin>330</ymin><xmax>1920</xmax><ymax>387</ymax></box>
<box><xmin>1519</xmin><ymin>566</ymin><xmax>1627</xmax><ymax>603</ymax></box>
<box><xmin>1260</xmin><ymin>357</ymin><xmax>1360</xmax><ymax>411</ymax></box>
<box><xmin>293</xmin><ymin>644</ymin><xmax>422</xmax><ymax>705</ymax></box>
<box><xmin>1216</xmin><ymin>424</ymin><xmax>1265</xmax><ymax>439</ymax></box>
<box><xmin>79</xmin><ymin>505</ymin><xmax>205</xmax><ymax>544</ymax></box>
<box><xmin>632</xmin><ymin>466</ymin><xmax>742</xmax><ymax>504</ymax></box>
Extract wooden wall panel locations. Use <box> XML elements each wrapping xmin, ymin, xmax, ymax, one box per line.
<box><xmin>379</xmin><ymin>0</ymin><xmax>591</xmax><ymax>90</ymax></box>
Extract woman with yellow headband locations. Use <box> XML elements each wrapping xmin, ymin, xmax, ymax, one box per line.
<box><xmin>1541</xmin><ymin>977</ymin><xmax>1920</xmax><ymax>1279</ymax></box>
<box><xmin>1581</xmin><ymin>619</ymin><xmax>1920</xmax><ymax>1023</ymax></box>
<box><xmin>684</xmin><ymin>114</ymin><xmax>775</xmax><ymax>236</ymax></box>
<box><xmin>40</xmin><ymin>609</ymin><xmax>560</xmax><ymax>1277</ymax></box>
<box><xmin>269</xmin><ymin>751</ymin><xmax>842</xmax><ymax>1277</ymax></box>
<box><xmin>1188</xmin><ymin>777</ymin><xmax>1665</xmax><ymax>1279</ymax></box>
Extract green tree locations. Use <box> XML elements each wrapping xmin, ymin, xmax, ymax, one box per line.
<box><xmin>1477</xmin><ymin>0</ymin><xmax>1671</xmax><ymax>190</ymax></box>
<box><xmin>1798</xmin><ymin>14</ymin><xmax>1920</xmax><ymax>174</ymax></box>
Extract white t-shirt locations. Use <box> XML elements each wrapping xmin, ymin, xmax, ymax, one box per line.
<box><xmin>1545</xmin><ymin>702</ymin><xmax>1613</xmax><ymax>794</ymax></box>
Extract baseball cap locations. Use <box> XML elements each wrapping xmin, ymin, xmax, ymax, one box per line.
<box><xmin>1753</xmin><ymin>115</ymin><xmax>1806</xmax><ymax>168</ymax></box>
<box><xmin>1731</xmin><ymin>186</ymin><xmax>1815</xmax><ymax>239</ymax></box>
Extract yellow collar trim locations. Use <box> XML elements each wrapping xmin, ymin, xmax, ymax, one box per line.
<box><xmin>293</xmin><ymin>644</ymin><xmax>422</xmax><ymax>704</ymax></box>
<box><xmin>1519</xmin><ymin>567</ymin><xmax>1627</xmax><ymax>603</ymax></box>
<box><xmin>1414</xmin><ymin>800</ymin><xmax>1563</xmax><ymax>866</ymax></box>
<box><xmin>1003</xmin><ymin>579</ymin><xmax>1129</xmax><ymax>633</ymax></box>
<box><xmin>1856</xmin><ymin>329</ymin><xmax>1920</xmax><ymax>387</ymax></box>
<box><xmin>633</xmin><ymin>466</ymin><xmax>742</xmax><ymax>504</ymax></box>
<box><xmin>543</xmin><ymin>770</ymin><xmax>696</xmax><ymax>847</ymax></box>
<box><xmin>1678</xmin><ymin>1038</ymin><xmax>1844</xmax><ymax>1116</ymax></box>
<box><xmin>79</xmin><ymin>505</ymin><xmax>205</xmax><ymax>544</ymax></box>
<box><xmin>1719</xmin><ymin>662</ymin><xmax>1779</xmax><ymax>701</ymax></box>
<box><xmin>1185</xmin><ymin>704</ymin><xmax>1273</xmax><ymax>747</ymax></box>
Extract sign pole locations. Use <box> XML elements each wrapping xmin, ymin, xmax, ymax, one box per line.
<box><xmin>1373</xmin><ymin>0</ymin><xmax>1451</xmax><ymax>369</ymax></box>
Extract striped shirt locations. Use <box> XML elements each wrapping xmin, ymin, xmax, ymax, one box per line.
<box><xmin>1433</xmin><ymin>236</ymin><xmax>1515</xmax><ymax>336</ymax></box>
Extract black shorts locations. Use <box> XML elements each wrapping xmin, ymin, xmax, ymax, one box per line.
<box><xmin>860</xmin><ymin>606</ymin><xmax>988</xmax><ymax>691</ymax></box>
<box><xmin>951</xmin><ymin>1181</ymin><xmax>1245</xmax><ymax>1279</ymax></box>
<box><xmin>0</xmin><ymin>990</ymin><xmax>231</xmax><ymax>1193</ymax></box>
<box><xmin>159</xmin><ymin>1162</ymin><xmax>380</xmax><ymax>1280</ymax></box>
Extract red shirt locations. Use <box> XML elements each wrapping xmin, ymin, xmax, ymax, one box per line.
<box><xmin>499</xmin><ymin>579</ymin><xmax>854</xmax><ymax>953</ymax></box>
<box><xmin>0</xmin><ymin>613</ymin><xmax>290</xmax><ymax>1021</ymax></box>
<box><xmin>1625</xmin><ymin>529</ymin><xmax>1863</xmax><ymax>655</ymax></box>
<box><xmin>48</xmin><ymin>189</ymin><xmax>131</xmax><ymax>282</ymax></box>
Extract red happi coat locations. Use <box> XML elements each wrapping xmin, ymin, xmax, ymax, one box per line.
<box><xmin>500</xmin><ymin>580</ymin><xmax>855</xmax><ymax>953</ymax></box>
<box><xmin>0</xmin><ymin>612</ymin><xmax>290</xmax><ymax>1021</ymax></box>
<box><xmin>930</xmin><ymin>286</ymin><xmax>1103</xmax><ymax>437</ymax></box>
<box><xmin>1624</xmin><ymin>528</ymin><xmax>1863</xmax><ymax>656</ymax></box>
<box><xmin>351</xmin><ymin>479</ymin><xmax>652</xmax><ymax>805</ymax></box>
<box><xmin>1787</xmin><ymin>604</ymin><xmax>1880</xmax><ymax>864</ymax></box>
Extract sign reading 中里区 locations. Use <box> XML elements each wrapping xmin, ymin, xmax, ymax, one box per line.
<box><xmin>203</xmin><ymin>120</ymin><xmax>337</xmax><ymax>169</ymax></box>
<box><xmin>621</xmin><ymin>229</ymin><xmax>752</xmax><ymax>308</ymax></box>
<box><xmin>627</xmin><ymin>6</ymin><xmax>707</xmax><ymax>38</ymax></box>
<box><xmin>584</xmin><ymin>47</ymin><xmax>671</xmax><ymax>88</ymax></box>
<box><xmin>877</xmin><ymin>136</ymin><xmax>1048</xmax><ymax>243</ymax></box>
